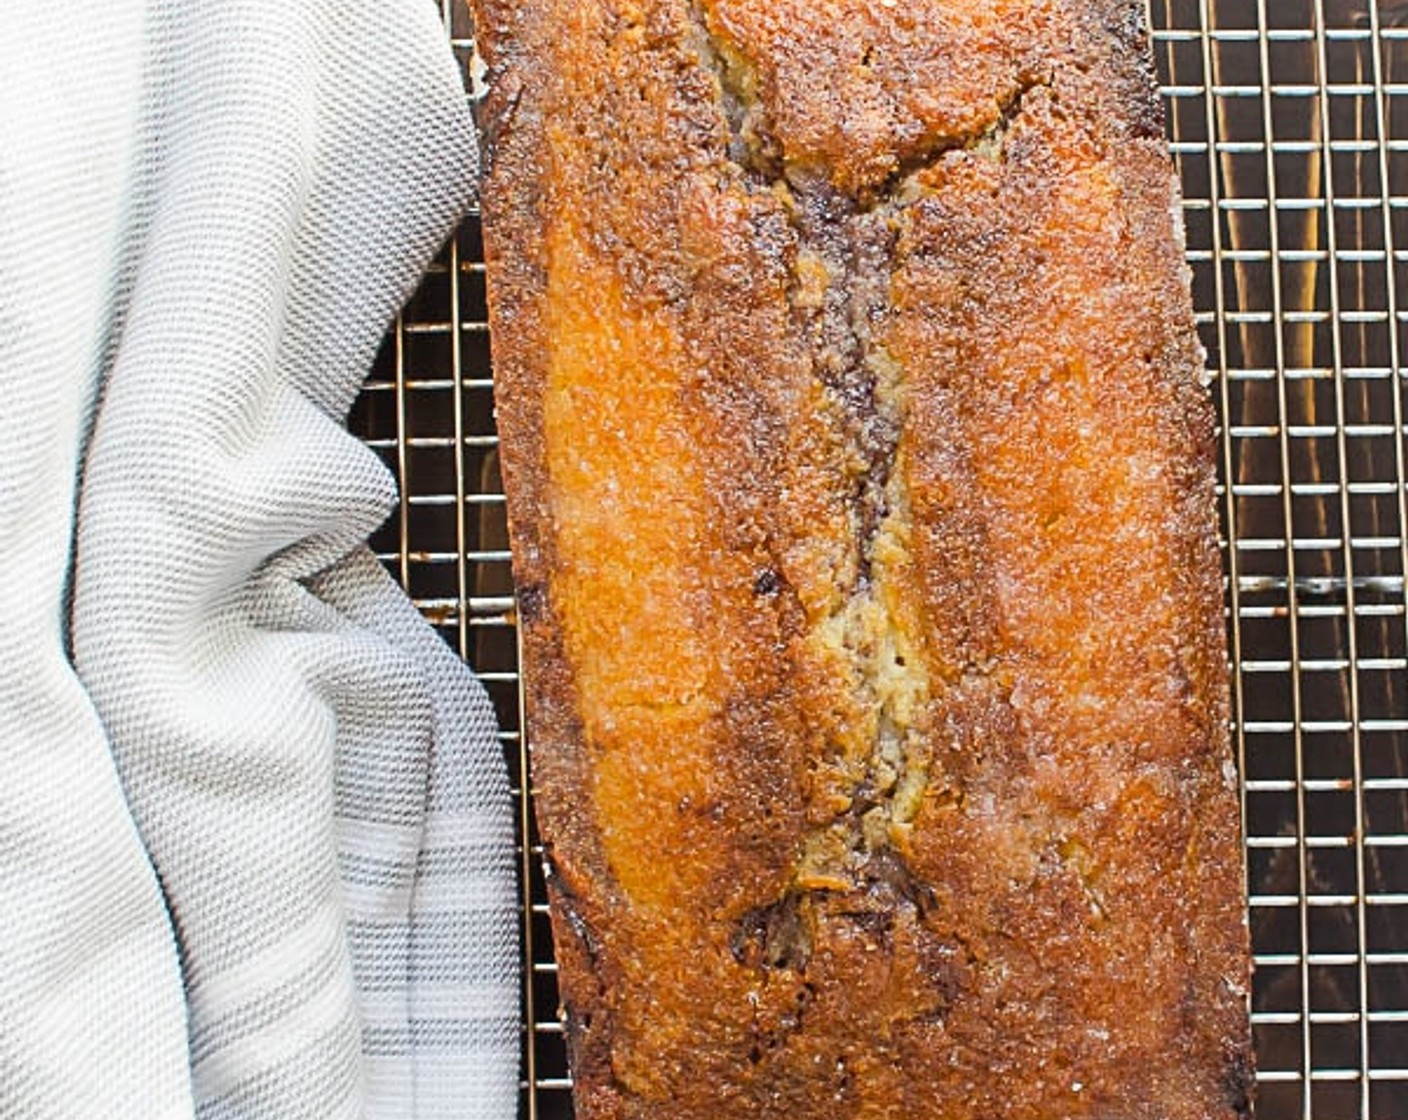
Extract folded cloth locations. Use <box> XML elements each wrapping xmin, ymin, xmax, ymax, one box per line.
<box><xmin>0</xmin><ymin>8</ymin><xmax>196</xmax><ymax>1116</ymax></box>
<box><xmin>3</xmin><ymin>1</ymin><xmax>519</xmax><ymax>1117</ymax></box>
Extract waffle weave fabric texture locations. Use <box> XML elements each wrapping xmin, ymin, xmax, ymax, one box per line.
<box><xmin>0</xmin><ymin>2</ymin><xmax>518</xmax><ymax>1118</ymax></box>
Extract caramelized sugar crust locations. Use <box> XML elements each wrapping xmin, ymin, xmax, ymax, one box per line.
<box><xmin>470</xmin><ymin>2</ymin><xmax>1254</xmax><ymax>1116</ymax></box>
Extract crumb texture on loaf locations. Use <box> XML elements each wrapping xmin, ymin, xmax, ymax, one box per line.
<box><xmin>469</xmin><ymin>1</ymin><xmax>1255</xmax><ymax>1116</ymax></box>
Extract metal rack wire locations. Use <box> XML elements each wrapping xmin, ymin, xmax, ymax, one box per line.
<box><xmin>345</xmin><ymin>1</ymin><xmax>1408</xmax><ymax>1116</ymax></box>
<box><xmin>1151</xmin><ymin>2</ymin><xmax>1408</xmax><ymax>1116</ymax></box>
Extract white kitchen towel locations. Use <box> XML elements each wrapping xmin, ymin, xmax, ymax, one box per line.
<box><xmin>4</xmin><ymin>1</ymin><xmax>518</xmax><ymax>1118</ymax></box>
<box><xmin>0</xmin><ymin>8</ymin><xmax>196</xmax><ymax>1117</ymax></box>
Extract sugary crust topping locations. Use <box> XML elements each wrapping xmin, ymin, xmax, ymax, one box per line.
<box><xmin>470</xmin><ymin>1</ymin><xmax>1254</xmax><ymax>1116</ymax></box>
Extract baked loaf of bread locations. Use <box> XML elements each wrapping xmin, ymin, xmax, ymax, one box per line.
<box><xmin>470</xmin><ymin>1</ymin><xmax>1254</xmax><ymax>1116</ymax></box>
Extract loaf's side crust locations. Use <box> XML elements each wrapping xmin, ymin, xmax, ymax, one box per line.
<box><xmin>470</xmin><ymin>2</ymin><xmax>1254</xmax><ymax>1117</ymax></box>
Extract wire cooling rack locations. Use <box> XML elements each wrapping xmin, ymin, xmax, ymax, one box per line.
<box><xmin>345</xmin><ymin>1</ymin><xmax>1408</xmax><ymax>1116</ymax></box>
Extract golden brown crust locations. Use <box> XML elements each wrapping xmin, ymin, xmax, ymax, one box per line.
<box><xmin>469</xmin><ymin>1</ymin><xmax>1254</xmax><ymax>1116</ymax></box>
